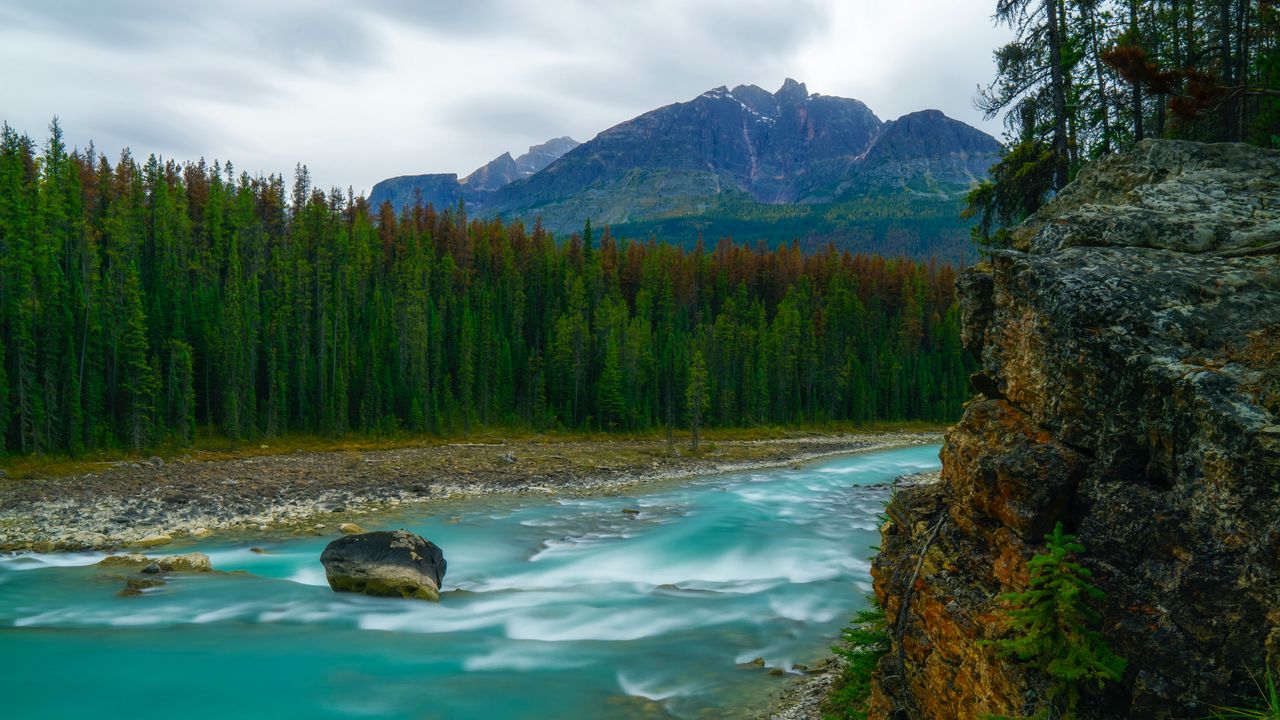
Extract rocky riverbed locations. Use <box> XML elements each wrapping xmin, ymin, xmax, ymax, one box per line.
<box><xmin>0</xmin><ymin>432</ymin><xmax>940</xmax><ymax>551</ymax></box>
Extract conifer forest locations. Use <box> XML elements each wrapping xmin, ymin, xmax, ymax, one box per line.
<box><xmin>0</xmin><ymin>123</ymin><xmax>969</xmax><ymax>454</ymax></box>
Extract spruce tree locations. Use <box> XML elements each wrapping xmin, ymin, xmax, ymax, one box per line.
<box><xmin>119</xmin><ymin>263</ymin><xmax>156</xmax><ymax>451</ymax></box>
<box><xmin>996</xmin><ymin>522</ymin><xmax>1127</xmax><ymax>715</ymax></box>
<box><xmin>686</xmin><ymin>349</ymin><xmax>708</xmax><ymax>452</ymax></box>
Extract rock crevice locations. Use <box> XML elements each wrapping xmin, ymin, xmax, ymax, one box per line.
<box><xmin>871</xmin><ymin>140</ymin><xmax>1280</xmax><ymax>719</ymax></box>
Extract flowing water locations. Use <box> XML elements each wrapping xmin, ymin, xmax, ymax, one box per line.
<box><xmin>0</xmin><ymin>445</ymin><xmax>940</xmax><ymax>719</ymax></box>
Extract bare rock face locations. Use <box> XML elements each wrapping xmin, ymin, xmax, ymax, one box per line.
<box><xmin>871</xmin><ymin>140</ymin><xmax>1280</xmax><ymax>719</ymax></box>
<box><xmin>320</xmin><ymin>530</ymin><xmax>446</xmax><ymax>602</ymax></box>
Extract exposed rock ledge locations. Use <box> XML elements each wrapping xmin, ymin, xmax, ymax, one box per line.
<box><xmin>870</xmin><ymin>140</ymin><xmax>1280</xmax><ymax>719</ymax></box>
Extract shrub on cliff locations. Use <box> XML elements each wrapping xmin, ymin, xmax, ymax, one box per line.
<box><xmin>823</xmin><ymin>604</ymin><xmax>889</xmax><ymax>720</ymax></box>
<box><xmin>995</xmin><ymin>522</ymin><xmax>1126</xmax><ymax>716</ymax></box>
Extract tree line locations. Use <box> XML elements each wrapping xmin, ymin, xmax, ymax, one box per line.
<box><xmin>0</xmin><ymin>121</ymin><xmax>972</xmax><ymax>455</ymax></box>
<box><xmin>968</xmin><ymin>0</ymin><xmax>1278</xmax><ymax>240</ymax></box>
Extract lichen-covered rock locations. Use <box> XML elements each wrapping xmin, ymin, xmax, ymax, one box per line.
<box><xmin>320</xmin><ymin>530</ymin><xmax>446</xmax><ymax>602</ymax></box>
<box><xmin>872</xmin><ymin>140</ymin><xmax>1280</xmax><ymax>720</ymax></box>
<box><xmin>1010</xmin><ymin>139</ymin><xmax>1280</xmax><ymax>255</ymax></box>
<box><xmin>96</xmin><ymin>552</ymin><xmax>213</xmax><ymax>573</ymax></box>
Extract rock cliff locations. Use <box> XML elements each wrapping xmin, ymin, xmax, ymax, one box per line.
<box><xmin>870</xmin><ymin>140</ymin><xmax>1280</xmax><ymax>719</ymax></box>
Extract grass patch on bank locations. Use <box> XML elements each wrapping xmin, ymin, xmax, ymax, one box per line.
<box><xmin>0</xmin><ymin>421</ymin><xmax>948</xmax><ymax>481</ymax></box>
<box><xmin>822</xmin><ymin>604</ymin><xmax>891</xmax><ymax>720</ymax></box>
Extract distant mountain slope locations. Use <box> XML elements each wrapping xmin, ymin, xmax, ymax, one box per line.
<box><xmin>461</xmin><ymin>136</ymin><xmax>581</xmax><ymax>191</ymax></box>
<box><xmin>369</xmin><ymin>136</ymin><xmax>580</xmax><ymax>210</ymax></box>
<box><xmin>370</xmin><ymin>80</ymin><xmax>1002</xmax><ymax>261</ymax></box>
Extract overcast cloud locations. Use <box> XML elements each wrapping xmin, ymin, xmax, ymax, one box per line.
<box><xmin>0</xmin><ymin>1</ymin><xmax>1011</xmax><ymax>195</ymax></box>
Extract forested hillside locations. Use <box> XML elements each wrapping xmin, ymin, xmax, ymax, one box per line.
<box><xmin>0</xmin><ymin>123</ymin><xmax>971</xmax><ymax>455</ymax></box>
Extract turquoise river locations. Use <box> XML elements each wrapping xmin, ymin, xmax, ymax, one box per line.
<box><xmin>0</xmin><ymin>444</ymin><xmax>940</xmax><ymax>719</ymax></box>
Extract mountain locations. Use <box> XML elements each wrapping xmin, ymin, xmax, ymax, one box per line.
<box><xmin>370</xmin><ymin>137</ymin><xmax>580</xmax><ymax>210</ymax></box>
<box><xmin>461</xmin><ymin>136</ymin><xmax>582</xmax><ymax>191</ymax></box>
<box><xmin>370</xmin><ymin>80</ymin><xmax>1002</xmax><ymax>261</ymax></box>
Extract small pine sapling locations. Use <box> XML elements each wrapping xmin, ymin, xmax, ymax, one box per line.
<box><xmin>995</xmin><ymin>522</ymin><xmax>1126</xmax><ymax>716</ymax></box>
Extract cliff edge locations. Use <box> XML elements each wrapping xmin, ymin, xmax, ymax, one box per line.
<box><xmin>871</xmin><ymin>140</ymin><xmax>1280</xmax><ymax>719</ymax></box>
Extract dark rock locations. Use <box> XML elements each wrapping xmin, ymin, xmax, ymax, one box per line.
<box><xmin>968</xmin><ymin>371</ymin><xmax>1003</xmax><ymax>400</ymax></box>
<box><xmin>320</xmin><ymin>530</ymin><xmax>446</xmax><ymax>602</ymax></box>
<box><xmin>141</xmin><ymin>562</ymin><xmax>161</xmax><ymax>574</ymax></box>
<box><xmin>621</xmin><ymin>508</ymin><xmax>640</xmax><ymax>515</ymax></box>
<box><xmin>118</xmin><ymin>577</ymin><xmax>165</xmax><ymax>597</ymax></box>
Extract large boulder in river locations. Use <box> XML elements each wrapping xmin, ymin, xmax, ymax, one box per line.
<box><xmin>320</xmin><ymin>530</ymin><xmax>446</xmax><ymax>602</ymax></box>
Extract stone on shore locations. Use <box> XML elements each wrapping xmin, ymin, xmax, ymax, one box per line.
<box><xmin>338</xmin><ymin>522</ymin><xmax>366</xmax><ymax>535</ymax></box>
<box><xmin>320</xmin><ymin>530</ymin><xmax>446</xmax><ymax>602</ymax></box>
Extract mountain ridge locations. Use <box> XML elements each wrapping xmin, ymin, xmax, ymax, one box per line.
<box><xmin>369</xmin><ymin>80</ymin><xmax>1002</xmax><ymax>261</ymax></box>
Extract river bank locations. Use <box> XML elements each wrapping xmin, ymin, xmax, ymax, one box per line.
<box><xmin>0</xmin><ymin>431</ymin><xmax>940</xmax><ymax>552</ymax></box>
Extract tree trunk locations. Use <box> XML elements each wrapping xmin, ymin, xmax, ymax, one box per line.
<box><xmin>1130</xmin><ymin>0</ymin><xmax>1145</xmax><ymax>141</ymax></box>
<box><xmin>1090</xmin><ymin>4</ymin><xmax>1113</xmax><ymax>154</ymax></box>
<box><xmin>1046</xmin><ymin>0</ymin><xmax>1071</xmax><ymax>189</ymax></box>
<box><xmin>1219</xmin><ymin>0</ymin><xmax>1235</xmax><ymax>140</ymax></box>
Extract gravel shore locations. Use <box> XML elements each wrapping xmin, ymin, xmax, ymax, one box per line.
<box><xmin>0</xmin><ymin>432</ymin><xmax>941</xmax><ymax>551</ymax></box>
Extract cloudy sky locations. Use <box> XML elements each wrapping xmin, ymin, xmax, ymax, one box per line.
<box><xmin>0</xmin><ymin>1</ymin><xmax>1012</xmax><ymax>195</ymax></box>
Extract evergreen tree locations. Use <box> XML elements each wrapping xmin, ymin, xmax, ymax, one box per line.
<box><xmin>687</xmin><ymin>349</ymin><xmax>709</xmax><ymax>452</ymax></box>
<box><xmin>996</xmin><ymin>522</ymin><xmax>1127</xmax><ymax>715</ymax></box>
<box><xmin>119</xmin><ymin>263</ymin><xmax>156</xmax><ymax>450</ymax></box>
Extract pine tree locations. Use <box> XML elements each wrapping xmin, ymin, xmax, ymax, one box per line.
<box><xmin>597</xmin><ymin>335</ymin><xmax>625</xmax><ymax>428</ymax></box>
<box><xmin>119</xmin><ymin>263</ymin><xmax>156</xmax><ymax>450</ymax></box>
<box><xmin>165</xmin><ymin>340</ymin><xmax>195</xmax><ymax>443</ymax></box>
<box><xmin>686</xmin><ymin>349</ymin><xmax>708</xmax><ymax>452</ymax></box>
<box><xmin>996</xmin><ymin>522</ymin><xmax>1127</xmax><ymax>714</ymax></box>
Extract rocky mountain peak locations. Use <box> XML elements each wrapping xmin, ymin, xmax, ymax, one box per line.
<box><xmin>462</xmin><ymin>151</ymin><xmax>518</xmax><ymax>191</ymax></box>
<box><xmin>774</xmin><ymin>77</ymin><xmax>809</xmax><ymax>104</ymax></box>
<box><xmin>514</xmin><ymin>136</ymin><xmax>580</xmax><ymax>177</ymax></box>
<box><xmin>730</xmin><ymin>84</ymin><xmax>779</xmax><ymax>118</ymax></box>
